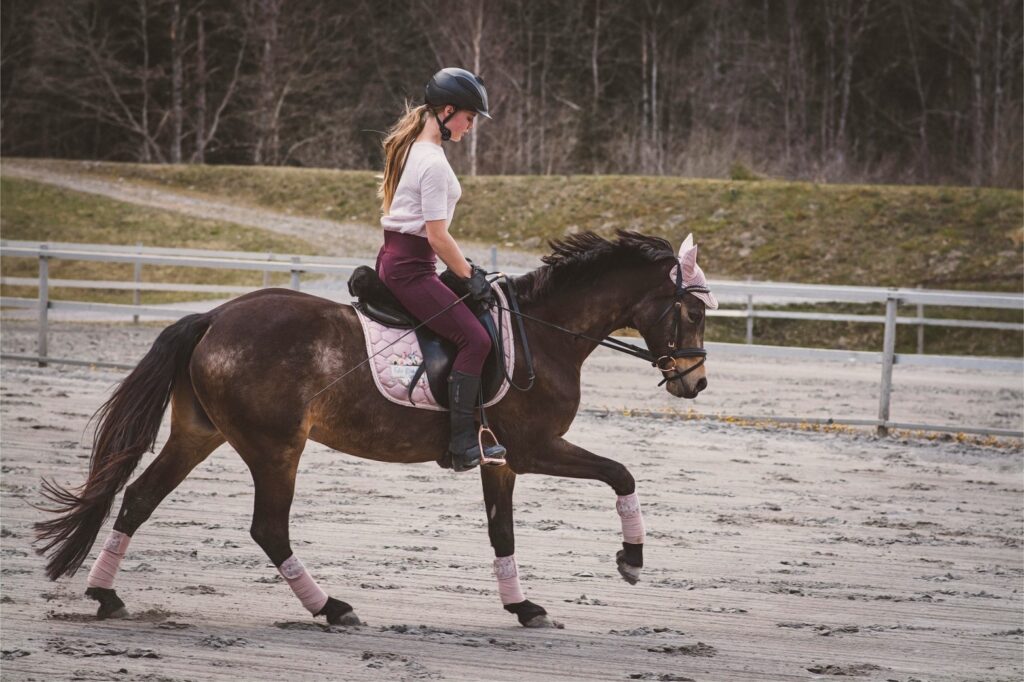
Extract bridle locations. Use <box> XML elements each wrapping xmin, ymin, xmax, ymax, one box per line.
<box><xmin>649</xmin><ymin>263</ymin><xmax>709</xmax><ymax>386</ymax></box>
<box><xmin>492</xmin><ymin>263</ymin><xmax>709</xmax><ymax>390</ymax></box>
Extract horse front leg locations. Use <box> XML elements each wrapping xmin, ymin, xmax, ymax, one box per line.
<box><xmin>480</xmin><ymin>466</ymin><xmax>561</xmax><ymax>629</ymax></box>
<box><xmin>513</xmin><ymin>438</ymin><xmax>645</xmax><ymax>585</ymax></box>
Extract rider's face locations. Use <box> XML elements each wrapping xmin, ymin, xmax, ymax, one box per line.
<box><xmin>443</xmin><ymin>107</ymin><xmax>477</xmax><ymax>141</ymax></box>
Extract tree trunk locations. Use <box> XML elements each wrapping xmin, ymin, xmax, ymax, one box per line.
<box><xmin>990</xmin><ymin>0</ymin><xmax>1004</xmax><ymax>183</ymax></box>
<box><xmin>539</xmin><ymin>27</ymin><xmax>550</xmax><ymax>174</ymax></box>
<box><xmin>255</xmin><ymin>0</ymin><xmax>280</xmax><ymax>165</ymax></box>
<box><xmin>193</xmin><ymin>10</ymin><xmax>206</xmax><ymax>164</ymax></box>
<box><xmin>900</xmin><ymin>3</ymin><xmax>928</xmax><ymax>179</ymax></box>
<box><xmin>469</xmin><ymin>0</ymin><xmax>483</xmax><ymax>177</ymax></box>
<box><xmin>139</xmin><ymin>0</ymin><xmax>151</xmax><ymax>162</ymax></box>
<box><xmin>970</xmin><ymin>6</ymin><xmax>986</xmax><ymax>186</ymax></box>
<box><xmin>640</xmin><ymin>15</ymin><xmax>649</xmax><ymax>173</ymax></box>
<box><xmin>170</xmin><ymin>0</ymin><xmax>183</xmax><ymax>164</ymax></box>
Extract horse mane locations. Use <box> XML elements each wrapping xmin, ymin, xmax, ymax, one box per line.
<box><xmin>513</xmin><ymin>230</ymin><xmax>677</xmax><ymax>304</ymax></box>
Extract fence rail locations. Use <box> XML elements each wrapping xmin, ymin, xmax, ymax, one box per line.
<box><xmin>2</xmin><ymin>241</ymin><xmax>1021</xmax><ymax>437</ymax></box>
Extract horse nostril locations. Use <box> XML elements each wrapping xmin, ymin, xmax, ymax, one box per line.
<box><xmin>695</xmin><ymin>377</ymin><xmax>707</xmax><ymax>392</ymax></box>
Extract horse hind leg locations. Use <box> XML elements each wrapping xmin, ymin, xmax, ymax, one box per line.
<box><xmin>85</xmin><ymin>393</ymin><xmax>224</xmax><ymax>619</ymax></box>
<box><xmin>233</xmin><ymin>436</ymin><xmax>361</xmax><ymax>626</ymax></box>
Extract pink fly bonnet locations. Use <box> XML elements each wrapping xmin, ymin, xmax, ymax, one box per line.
<box><xmin>670</xmin><ymin>234</ymin><xmax>718</xmax><ymax>309</ymax></box>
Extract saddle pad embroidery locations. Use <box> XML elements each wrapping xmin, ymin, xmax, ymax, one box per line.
<box><xmin>354</xmin><ymin>285</ymin><xmax>515</xmax><ymax>411</ymax></box>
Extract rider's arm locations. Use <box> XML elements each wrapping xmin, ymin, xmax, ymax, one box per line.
<box><xmin>425</xmin><ymin>220</ymin><xmax>472</xmax><ymax>279</ymax></box>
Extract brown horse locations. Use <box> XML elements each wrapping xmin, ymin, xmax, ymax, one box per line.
<box><xmin>35</xmin><ymin>230</ymin><xmax>710</xmax><ymax>628</ymax></box>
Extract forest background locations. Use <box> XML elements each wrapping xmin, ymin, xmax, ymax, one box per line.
<box><xmin>2</xmin><ymin>0</ymin><xmax>1021</xmax><ymax>188</ymax></box>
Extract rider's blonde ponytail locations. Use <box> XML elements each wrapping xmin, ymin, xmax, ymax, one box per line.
<box><xmin>378</xmin><ymin>103</ymin><xmax>431</xmax><ymax>215</ymax></box>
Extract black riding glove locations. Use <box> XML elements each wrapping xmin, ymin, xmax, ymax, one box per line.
<box><xmin>464</xmin><ymin>265</ymin><xmax>495</xmax><ymax>307</ymax></box>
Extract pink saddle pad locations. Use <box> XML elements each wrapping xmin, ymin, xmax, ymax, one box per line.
<box><xmin>353</xmin><ymin>285</ymin><xmax>515</xmax><ymax>411</ymax></box>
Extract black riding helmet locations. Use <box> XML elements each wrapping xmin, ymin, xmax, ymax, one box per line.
<box><xmin>424</xmin><ymin>67</ymin><xmax>491</xmax><ymax>141</ymax></box>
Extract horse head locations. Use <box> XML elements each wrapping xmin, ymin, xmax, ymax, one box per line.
<box><xmin>630</xmin><ymin>233</ymin><xmax>717</xmax><ymax>399</ymax></box>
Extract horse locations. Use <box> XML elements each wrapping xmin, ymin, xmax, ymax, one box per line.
<box><xmin>34</xmin><ymin>230</ymin><xmax>713</xmax><ymax>628</ymax></box>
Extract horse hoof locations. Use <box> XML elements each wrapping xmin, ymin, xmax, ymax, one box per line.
<box><xmin>331</xmin><ymin>611</ymin><xmax>362</xmax><ymax>627</ymax></box>
<box><xmin>317</xmin><ymin>596</ymin><xmax>361</xmax><ymax>626</ymax></box>
<box><xmin>503</xmin><ymin>599</ymin><xmax>562</xmax><ymax>628</ymax></box>
<box><xmin>523</xmin><ymin>614</ymin><xmax>564</xmax><ymax>629</ymax></box>
<box><xmin>616</xmin><ymin>549</ymin><xmax>642</xmax><ymax>585</ymax></box>
<box><xmin>85</xmin><ymin>587</ymin><xmax>127</xmax><ymax>619</ymax></box>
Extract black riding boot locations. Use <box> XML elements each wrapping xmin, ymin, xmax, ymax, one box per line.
<box><xmin>448</xmin><ymin>371</ymin><xmax>507</xmax><ymax>472</ymax></box>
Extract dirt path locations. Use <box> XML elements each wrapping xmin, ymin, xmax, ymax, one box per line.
<box><xmin>0</xmin><ymin>160</ymin><xmax>543</xmax><ymax>268</ymax></box>
<box><xmin>1</xmin><ymin>323</ymin><xmax>1021</xmax><ymax>681</ymax></box>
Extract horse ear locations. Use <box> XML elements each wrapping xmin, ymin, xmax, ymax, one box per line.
<box><xmin>678</xmin><ymin>233</ymin><xmax>694</xmax><ymax>258</ymax></box>
<box><xmin>681</xmin><ymin>244</ymin><xmax>699</xmax><ymax>281</ymax></box>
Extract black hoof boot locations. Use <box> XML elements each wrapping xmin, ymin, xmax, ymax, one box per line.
<box><xmin>504</xmin><ymin>599</ymin><xmax>563</xmax><ymax>629</ymax></box>
<box><xmin>85</xmin><ymin>587</ymin><xmax>128</xmax><ymax>620</ymax></box>
<box><xmin>316</xmin><ymin>596</ymin><xmax>361</xmax><ymax>626</ymax></box>
<box><xmin>616</xmin><ymin>542</ymin><xmax>644</xmax><ymax>585</ymax></box>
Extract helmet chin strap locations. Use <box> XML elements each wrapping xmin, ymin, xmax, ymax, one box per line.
<box><xmin>435</xmin><ymin>109</ymin><xmax>457</xmax><ymax>141</ymax></box>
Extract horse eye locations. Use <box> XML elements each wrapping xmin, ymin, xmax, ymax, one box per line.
<box><xmin>688</xmin><ymin>308</ymin><xmax>704</xmax><ymax>324</ymax></box>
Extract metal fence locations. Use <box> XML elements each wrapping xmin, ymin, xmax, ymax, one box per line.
<box><xmin>2</xmin><ymin>240</ymin><xmax>1021</xmax><ymax>438</ymax></box>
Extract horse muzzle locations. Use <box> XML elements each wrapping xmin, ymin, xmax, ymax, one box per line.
<box><xmin>656</xmin><ymin>356</ymin><xmax>707</xmax><ymax>399</ymax></box>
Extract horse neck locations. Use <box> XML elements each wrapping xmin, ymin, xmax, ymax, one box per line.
<box><xmin>522</xmin><ymin>268</ymin><xmax>648</xmax><ymax>365</ymax></box>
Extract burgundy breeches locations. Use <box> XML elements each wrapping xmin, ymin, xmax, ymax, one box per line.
<box><xmin>375</xmin><ymin>231</ymin><xmax>491</xmax><ymax>377</ymax></box>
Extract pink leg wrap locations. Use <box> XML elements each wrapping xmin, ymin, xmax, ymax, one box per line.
<box><xmin>493</xmin><ymin>554</ymin><xmax>525</xmax><ymax>605</ymax></box>
<box><xmin>278</xmin><ymin>555</ymin><xmax>329</xmax><ymax>614</ymax></box>
<box><xmin>616</xmin><ymin>492</ymin><xmax>646</xmax><ymax>544</ymax></box>
<box><xmin>86</xmin><ymin>530</ymin><xmax>131</xmax><ymax>589</ymax></box>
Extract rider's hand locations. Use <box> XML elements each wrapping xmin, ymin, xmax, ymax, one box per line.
<box><xmin>464</xmin><ymin>265</ymin><xmax>495</xmax><ymax>307</ymax></box>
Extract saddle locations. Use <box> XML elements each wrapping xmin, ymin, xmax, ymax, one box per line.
<box><xmin>347</xmin><ymin>266</ymin><xmax>512</xmax><ymax>410</ymax></box>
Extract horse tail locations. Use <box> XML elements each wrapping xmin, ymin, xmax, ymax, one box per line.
<box><xmin>34</xmin><ymin>313</ymin><xmax>212</xmax><ymax>580</ymax></box>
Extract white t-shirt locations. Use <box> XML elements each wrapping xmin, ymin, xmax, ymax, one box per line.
<box><xmin>381</xmin><ymin>142</ymin><xmax>462</xmax><ymax>237</ymax></box>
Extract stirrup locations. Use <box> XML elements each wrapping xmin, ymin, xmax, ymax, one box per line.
<box><xmin>478</xmin><ymin>426</ymin><xmax>507</xmax><ymax>467</ymax></box>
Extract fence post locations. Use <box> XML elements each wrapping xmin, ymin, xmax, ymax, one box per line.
<box><xmin>877</xmin><ymin>292</ymin><xmax>899</xmax><ymax>436</ymax></box>
<box><xmin>263</xmin><ymin>253</ymin><xmax>272</xmax><ymax>288</ymax></box>
<box><xmin>290</xmin><ymin>256</ymin><xmax>301</xmax><ymax>291</ymax></box>
<box><xmin>745</xmin><ymin>287</ymin><xmax>754</xmax><ymax>345</ymax></box>
<box><xmin>916</xmin><ymin>286</ymin><xmax>924</xmax><ymax>354</ymax></box>
<box><xmin>490</xmin><ymin>246</ymin><xmax>498</xmax><ymax>273</ymax></box>
<box><xmin>37</xmin><ymin>246</ymin><xmax>49</xmax><ymax>367</ymax></box>
<box><xmin>132</xmin><ymin>241</ymin><xmax>142</xmax><ymax>324</ymax></box>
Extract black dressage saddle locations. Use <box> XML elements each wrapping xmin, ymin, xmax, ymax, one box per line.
<box><xmin>347</xmin><ymin>266</ymin><xmax>506</xmax><ymax>408</ymax></box>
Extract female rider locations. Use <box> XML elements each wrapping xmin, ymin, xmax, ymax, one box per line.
<box><xmin>375</xmin><ymin>67</ymin><xmax>506</xmax><ymax>473</ymax></box>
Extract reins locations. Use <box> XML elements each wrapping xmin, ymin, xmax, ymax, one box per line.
<box><xmin>493</xmin><ymin>265</ymin><xmax>710</xmax><ymax>388</ymax></box>
<box><xmin>309</xmin><ymin>267</ymin><xmax>710</xmax><ymax>403</ymax></box>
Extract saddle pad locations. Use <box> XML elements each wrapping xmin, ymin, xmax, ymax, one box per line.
<box><xmin>354</xmin><ymin>284</ymin><xmax>515</xmax><ymax>412</ymax></box>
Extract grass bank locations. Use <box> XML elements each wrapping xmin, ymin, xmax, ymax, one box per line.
<box><xmin>17</xmin><ymin>158</ymin><xmax>1022</xmax><ymax>293</ymax></box>
<box><xmin>0</xmin><ymin>176</ymin><xmax>314</xmax><ymax>304</ymax></box>
<box><xmin>4</xmin><ymin>159</ymin><xmax>1021</xmax><ymax>357</ymax></box>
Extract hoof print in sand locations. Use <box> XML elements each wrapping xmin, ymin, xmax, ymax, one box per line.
<box><xmin>361</xmin><ymin>651</ymin><xmax>438</xmax><ymax>678</ymax></box>
<box><xmin>44</xmin><ymin>638</ymin><xmax>160</xmax><ymax>659</ymax></box>
<box><xmin>609</xmin><ymin>626</ymin><xmax>687</xmax><ymax>637</ymax></box>
<box><xmin>177</xmin><ymin>585</ymin><xmax>221</xmax><ymax>595</ymax></box>
<box><xmin>806</xmin><ymin>663</ymin><xmax>883</xmax><ymax>676</ymax></box>
<box><xmin>564</xmin><ymin>593</ymin><xmax>608</xmax><ymax>606</ymax></box>
<box><xmin>197</xmin><ymin>635</ymin><xmax>254</xmax><ymax>649</ymax></box>
<box><xmin>1</xmin><ymin>649</ymin><xmax>32</xmax><ymax>661</ymax></box>
<box><xmin>274</xmin><ymin>621</ymin><xmax>355</xmax><ymax>633</ymax></box>
<box><xmin>647</xmin><ymin>642</ymin><xmax>716</xmax><ymax>657</ymax></box>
